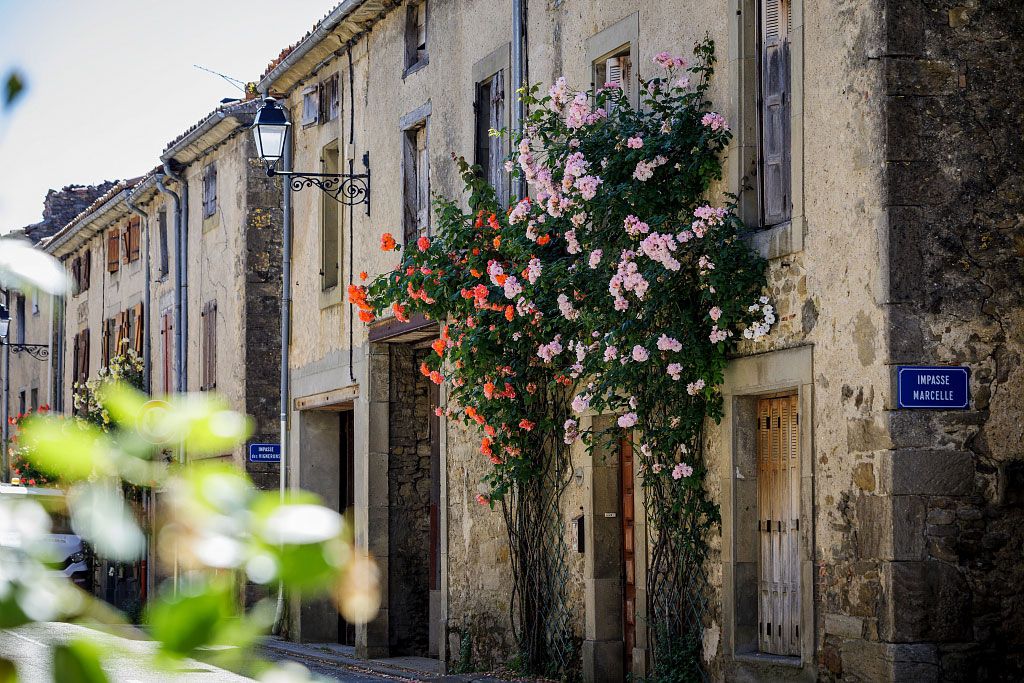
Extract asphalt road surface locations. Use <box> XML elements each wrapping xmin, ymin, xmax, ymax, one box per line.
<box><xmin>0</xmin><ymin>622</ymin><xmax>401</xmax><ymax>682</ymax></box>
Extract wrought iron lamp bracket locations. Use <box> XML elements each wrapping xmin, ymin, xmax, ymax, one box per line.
<box><xmin>268</xmin><ymin>152</ymin><xmax>371</xmax><ymax>215</ymax></box>
<box><xmin>2</xmin><ymin>342</ymin><xmax>49</xmax><ymax>361</ymax></box>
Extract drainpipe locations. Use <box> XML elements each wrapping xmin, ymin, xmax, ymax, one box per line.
<box><xmin>271</xmin><ymin>104</ymin><xmax>293</xmax><ymax>637</ymax></box>
<box><xmin>511</xmin><ymin>0</ymin><xmax>528</xmax><ymax>201</ymax></box>
<box><xmin>162</xmin><ymin>161</ymin><xmax>188</xmax><ymax>399</ymax></box>
<box><xmin>52</xmin><ymin>293</ymin><xmax>64</xmax><ymax>413</ymax></box>
<box><xmin>125</xmin><ymin>190</ymin><xmax>152</xmax><ymax>393</ymax></box>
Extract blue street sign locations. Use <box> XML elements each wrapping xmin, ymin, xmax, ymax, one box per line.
<box><xmin>897</xmin><ymin>366</ymin><xmax>970</xmax><ymax>410</ymax></box>
<box><xmin>248</xmin><ymin>443</ymin><xmax>281</xmax><ymax>463</ymax></box>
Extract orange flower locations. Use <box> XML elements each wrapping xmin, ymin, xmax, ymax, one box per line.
<box><xmin>480</xmin><ymin>437</ymin><xmax>492</xmax><ymax>455</ymax></box>
<box><xmin>358</xmin><ymin>310</ymin><xmax>375</xmax><ymax>323</ymax></box>
<box><xmin>470</xmin><ymin>268</ymin><xmax>483</xmax><ymax>278</ymax></box>
<box><xmin>380</xmin><ymin>232</ymin><xmax>397</xmax><ymax>251</ymax></box>
<box><xmin>484</xmin><ymin>425</ymin><xmax>496</xmax><ymax>437</ymax></box>
<box><xmin>483</xmin><ymin>382</ymin><xmax>496</xmax><ymax>399</ymax></box>
<box><xmin>429</xmin><ymin>370</ymin><xmax>443</xmax><ymax>385</ymax></box>
<box><xmin>476</xmin><ymin>493</ymin><xmax>489</xmax><ymax>505</ymax></box>
<box><xmin>431</xmin><ymin>338</ymin><xmax>447</xmax><ymax>357</ymax></box>
<box><xmin>392</xmin><ymin>302</ymin><xmax>410</xmax><ymax>322</ymax></box>
<box><xmin>518</xmin><ymin>418</ymin><xmax>535</xmax><ymax>431</ymax></box>
<box><xmin>359</xmin><ymin>271</ymin><xmax>368</xmax><ymax>281</ymax></box>
<box><xmin>488</xmin><ymin>213</ymin><xmax>501</xmax><ymax>231</ymax></box>
<box><xmin>495</xmin><ymin>273</ymin><xmax>508</xmax><ymax>286</ymax></box>
<box><xmin>537</xmin><ymin>234</ymin><xmax>551</xmax><ymax>245</ymax></box>
<box><xmin>417</xmin><ymin>235</ymin><xmax>431</xmax><ymax>252</ymax></box>
<box><xmin>504</xmin><ymin>305</ymin><xmax>514</xmax><ymax>322</ymax></box>
<box><xmin>493</xmin><ymin>236</ymin><xmax>502</xmax><ymax>249</ymax></box>
<box><xmin>420</xmin><ymin>362</ymin><xmax>431</xmax><ymax>377</ymax></box>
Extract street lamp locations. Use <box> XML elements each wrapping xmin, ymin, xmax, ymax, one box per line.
<box><xmin>251</xmin><ymin>97</ymin><xmax>371</xmax><ymax>213</ymax></box>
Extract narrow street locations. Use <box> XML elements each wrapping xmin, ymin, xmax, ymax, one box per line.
<box><xmin>0</xmin><ymin>622</ymin><xmax>410</xmax><ymax>682</ymax></box>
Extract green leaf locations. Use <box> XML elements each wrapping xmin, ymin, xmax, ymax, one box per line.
<box><xmin>68</xmin><ymin>482</ymin><xmax>145</xmax><ymax>561</ymax></box>
<box><xmin>0</xmin><ymin>657</ymin><xmax>15</xmax><ymax>683</ymax></box>
<box><xmin>146</xmin><ymin>578</ymin><xmax>234</xmax><ymax>657</ymax></box>
<box><xmin>52</xmin><ymin>639</ymin><xmax>110</xmax><ymax>683</ymax></box>
<box><xmin>19</xmin><ymin>416</ymin><xmax>112</xmax><ymax>480</ymax></box>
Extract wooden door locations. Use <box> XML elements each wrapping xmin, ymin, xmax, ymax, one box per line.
<box><xmin>338</xmin><ymin>410</ymin><xmax>356</xmax><ymax>646</ymax></box>
<box><xmin>620</xmin><ymin>437</ymin><xmax>636</xmax><ymax>657</ymax></box>
<box><xmin>757</xmin><ymin>395</ymin><xmax>800</xmax><ymax>655</ymax></box>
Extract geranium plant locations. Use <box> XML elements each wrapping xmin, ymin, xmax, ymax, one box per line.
<box><xmin>353</xmin><ymin>39</ymin><xmax>773</xmax><ymax>678</ymax></box>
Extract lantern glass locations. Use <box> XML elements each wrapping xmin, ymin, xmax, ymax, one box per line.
<box><xmin>251</xmin><ymin>98</ymin><xmax>290</xmax><ymax>169</ymax></box>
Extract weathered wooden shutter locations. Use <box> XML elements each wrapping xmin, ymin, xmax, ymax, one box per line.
<box><xmin>403</xmin><ymin>131</ymin><xmax>419</xmax><ymax>244</ymax></box>
<box><xmin>757</xmin><ymin>394</ymin><xmax>800</xmax><ymax>656</ymax></box>
<box><xmin>101</xmin><ymin>319</ymin><xmax>111</xmax><ymax>367</ymax></box>
<box><xmin>203</xmin><ymin>165</ymin><xmax>218</xmax><ymax>218</ymax></box>
<box><xmin>760</xmin><ymin>0</ymin><xmax>792</xmax><ymax>227</ymax></box>
<box><xmin>72</xmin><ymin>333</ymin><xmax>80</xmax><ymax>386</ymax></box>
<box><xmin>71</xmin><ymin>257</ymin><xmax>81</xmax><ymax>295</ymax></box>
<box><xmin>158</xmin><ymin>210</ymin><xmax>169</xmax><ymax>277</ymax></box>
<box><xmin>121</xmin><ymin>226</ymin><xmax>131</xmax><ymax>265</ymax></box>
<box><xmin>132</xmin><ymin>303</ymin><xmax>144</xmax><ymax>354</ymax></box>
<box><xmin>161</xmin><ymin>311</ymin><xmax>172</xmax><ymax>393</ymax></box>
<box><xmin>128</xmin><ymin>219</ymin><xmax>141</xmax><ymax>261</ymax></box>
<box><xmin>107</xmin><ymin>230</ymin><xmax>120</xmax><ymax>272</ymax></box>
<box><xmin>201</xmin><ymin>301</ymin><xmax>217</xmax><ymax>390</ymax></box>
<box><xmin>416</xmin><ymin>126</ymin><xmax>429</xmax><ymax>236</ymax></box>
<box><xmin>82</xmin><ymin>249</ymin><xmax>91</xmax><ymax>291</ymax></box>
<box><xmin>81</xmin><ymin>328</ymin><xmax>90</xmax><ymax>382</ymax></box>
<box><xmin>488</xmin><ymin>70</ymin><xmax>506</xmax><ymax>204</ymax></box>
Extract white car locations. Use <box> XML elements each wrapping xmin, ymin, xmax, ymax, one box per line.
<box><xmin>0</xmin><ymin>483</ymin><xmax>91</xmax><ymax>588</ymax></box>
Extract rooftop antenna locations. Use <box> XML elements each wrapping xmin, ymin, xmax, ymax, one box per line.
<box><xmin>192</xmin><ymin>64</ymin><xmax>247</xmax><ymax>94</ymax></box>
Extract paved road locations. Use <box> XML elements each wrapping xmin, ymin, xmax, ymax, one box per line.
<box><xmin>0</xmin><ymin>622</ymin><xmax>401</xmax><ymax>682</ymax></box>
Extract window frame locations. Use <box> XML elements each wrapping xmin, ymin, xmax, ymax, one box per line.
<box><xmin>586</xmin><ymin>13</ymin><xmax>639</xmax><ymax>110</ymax></box>
<box><xmin>301</xmin><ymin>85</ymin><xmax>320</xmax><ymax>126</ymax></box>
<box><xmin>320</xmin><ymin>140</ymin><xmax>342</xmax><ymax>293</ymax></box>
<box><xmin>472</xmin><ymin>44</ymin><xmax>511</xmax><ymax>207</ymax></box>
<box><xmin>202</xmin><ymin>163</ymin><xmax>218</xmax><ymax>219</ymax></box>
<box><xmin>403</xmin><ymin>1</ymin><xmax>429</xmax><ymax>77</ymax></box>
<box><xmin>158</xmin><ymin>208</ymin><xmax>170</xmax><ymax>278</ymax></box>
<box><xmin>400</xmin><ymin>102</ymin><xmax>432</xmax><ymax>245</ymax></box>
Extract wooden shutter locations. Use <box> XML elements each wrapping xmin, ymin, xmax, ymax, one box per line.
<box><xmin>201</xmin><ymin>301</ymin><xmax>217</xmax><ymax>390</ymax></box>
<box><xmin>121</xmin><ymin>226</ymin><xmax>130</xmax><ymax>265</ymax></box>
<box><xmin>760</xmin><ymin>0</ymin><xmax>792</xmax><ymax>227</ymax></box>
<box><xmin>71</xmin><ymin>257</ymin><xmax>81</xmax><ymax>295</ymax></box>
<box><xmin>203</xmin><ymin>165</ymin><xmax>218</xmax><ymax>218</ymax></box>
<box><xmin>132</xmin><ymin>303</ymin><xmax>144</xmax><ymax>355</ymax></box>
<box><xmin>72</xmin><ymin>333</ymin><xmax>80</xmax><ymax>386</ymax></box>
<box><xmin>128</xmin><ymin>219</ymin><xmax>141</xmax><ymax>261</ymax></box>
<box><xmin>107</xmin><ymin>230</ymin><xmax>120</xmax><ymax>272</ymax></box>
<box><xmin>161</xmin><ymin>311</ymin><xmax>173</xmax><ymax>394</ymax></box>
<box><xmin>416</xmin><ymin>126</ymin><xmax>429</xmax><ymax>236</ymax></box>
<box><xmin>757</xmin><ymin>394</ymin><xmax>800</xmax><ymax>656</ymax></box>
<box><xmin>81</xmin><ymin>328</ymin><xmax>90</xmax><ymax>382</ymax></box>
<box><xmin>403</xmin><ymin>131</ymin><xmax>419</xmax><ymax>244</ymax></box>
<box><xmin>101</xmin><ymin>319</ymin><xmax>111</xmax><ymax>367</ymax></box>
<box><xmin>82</xmin><ymin>249</ymin><xmax>91</xmax><ymax>291</ymax></box>
<box><xmin>488</xmin><ymin>70</ymin><xmax>506</xmax><ymax>204</ymax></box>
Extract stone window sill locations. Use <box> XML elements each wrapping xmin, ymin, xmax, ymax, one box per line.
<box><xmin>733</xmin><ymin>652</ymin><xmax>803</xmax><ymax>668</ymax></box>
<box><xmin>745</xmin><ymin>216</ymin><xmax>803</xmax><ymax>261</ymax></box>
<box><xmin>403</xmin><ymin>57</ymin><xmax>429</xmax><ymax>80</ymax></box>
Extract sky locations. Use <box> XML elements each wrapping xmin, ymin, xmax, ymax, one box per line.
<box><xmin>0</xmin><ymin>0</ymin><xmax>340</xmax><ymax>232</ymax></box>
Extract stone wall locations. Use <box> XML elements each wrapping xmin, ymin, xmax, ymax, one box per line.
<box><xmin>874</xmin><ymin>1</ymin><xmax>1024</xmax><ymax>679</ymax></box>
<box><xmin>388</xmin><ymin>344</ymin><xmax>433</xmax><ymax>655</ymax></box>
<box><xmin>243</xmin><ymin>138</ymin><xmax>284</xmax><ymax>492</ymax></box>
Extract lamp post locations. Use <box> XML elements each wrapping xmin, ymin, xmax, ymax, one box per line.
<box><xmin>0</xmin><ymin>303</ymin><xmax>50</xmax><ymax>360</ymax></box>
<box><xmin>251</xmin><ymin>97</ymin><xmax>371</xmax><ymax>213</ymax></box>
<box><xmin>0</xmin><ymin>298</ymin><xmax>51</xmax><ymax>481</ymax></box>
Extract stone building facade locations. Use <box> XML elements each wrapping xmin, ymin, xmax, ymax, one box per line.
<box><xmin>261</xmin><ymin>1</ymin><xmax>1023</xmax><ymax>681</ymax></box>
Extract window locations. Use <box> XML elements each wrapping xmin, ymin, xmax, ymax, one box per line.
<box><xmin>107</xmin><ymin>229</ymin><xmax>120</xmax><ymax>273</ymax></box>
<box><xmin>320</xmin><ymin>74</ymin><xmax>340</xmax><ymax>123</ymax></box>
<box><xmin>301</xmin><ymin>86</ymin><xmax>319</xmax><ymax>126</ymax></box>
<box><xmin>30</xmin><ymin>388</ymin><xmax>38</xmax><ymax>413</ymax></box>
<box><xmin>18</xmin><ymin>391</ymin><xmax>25</xmax><ymax>417</ymax></box>
<box><xmin>475</xmin><ymin>70</ymin><xmax>506</xmax><ymax>204</ymax></box>
<box><xmin>756</xmin><ymin>394</ymin><xmax>800</xmax><ymax>655</ymax></box>
<box><xmin>31</xmin><ymin>289</ymin><xmax>39</xmax><ymax>316</ymax></box>
<box><xmin>403</xmin><ymin>123</ymin><xmax>429</xmax><ymax>244</ymax></box>
<box><xmin>594</xmin><ymin>46</ymin><xmax>633</xmax><ymax>104</ymax></box>
<box><xmin>587</xmin><ymin>14</ymin><xmax>638</xmax><ymax>108</ymax></box>
<box><xmin>404</xmin><ymin>1</ymin><xmax>428</xmax><ymax>71</ymax></box>
<box><xmin>14</xmin><ymin>295</ymin><xmax>25</xmax><ymax>344</ymax></box>
<box><xmin>158</xmin><ymin>209</ymin><xmax>169</xmax><ymax>278</ymax></box>
<box><xmin>201</xmin><ymin>300</ymin><xmax>217</xmax><ymax>391</ymax></box>
<box><xmin>321</xmin><ymin>142</ymin><xmax>341</xmax><ymax>291</ymax></box>
<box><xmin>757</xmin><ymin>0</ymin><xmax>793</xmax><ymax>227</ymax></box>
<box><xmin>202</xmin><ymin>164</ymin><xmax>218</xmax><ymax>218</ymax></box>
<box><xmin>70</xmin><ymin>257</ymin><xmax>81</xmax><ymax>295</ymax></box>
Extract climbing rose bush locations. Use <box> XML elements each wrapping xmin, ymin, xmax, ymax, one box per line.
<box><xmin>354</xmin><ymin>38</ymin><xmax>772</xmax><ymax>502</ymax></box>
